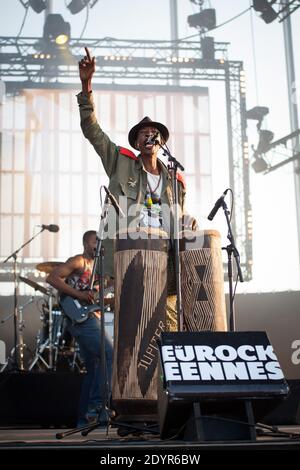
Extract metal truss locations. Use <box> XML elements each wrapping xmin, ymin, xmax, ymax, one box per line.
<box><xmin>0</xmin><ymin>36</ymin><xmax>231</xmax><ymax>83</ymax></box>
<box><xmin>0</xmin><ymin>35</ymin><xmax>252</xmax><ymax>279</ymax></box>
<box><xmin>225</xmin><ymin>61</ymin><xmax>252</xmax><ymax>280</ymax></box>
<box><xmin>275</xmin><ymin>0</ymin><xmax>300</xmax><ymax>22</ymax></box>
<box><xmin>256</xmin><ymin>129</ymin><xmax>300</xmax><ymax>174</ymax></box>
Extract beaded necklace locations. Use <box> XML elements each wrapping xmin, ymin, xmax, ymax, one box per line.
<box><xmin>145</xmin><ymin>172</ymin><xmax>162</xmax><ymax>208</ymax></box>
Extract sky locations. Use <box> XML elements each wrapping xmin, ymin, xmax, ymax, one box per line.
<box><xmin>0</xmin><ymin>0</ymin><xmax>300</xmax><ymax>293</ymax></box>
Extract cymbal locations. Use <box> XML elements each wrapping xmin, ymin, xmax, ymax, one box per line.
<box><xmin>19</xmin><ymin>276</ymin><xmax>49</xmax><ymax>296</ymax></box>
<box><xmin>36</xmin><ymin>261</ymin><xmax>63</xmax><ymax>274</ymax></box>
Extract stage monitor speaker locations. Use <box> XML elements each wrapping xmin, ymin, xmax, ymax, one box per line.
<box><xmin>158</xmin><ymin>331</ymin><xmax>289</xmax><ymax>441</ymax></box>
<box><xmin>0</xmin><ymin>372</ymin><xmax>84</xmax><ymax>427</ymax></box>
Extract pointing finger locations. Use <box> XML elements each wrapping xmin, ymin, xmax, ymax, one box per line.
<box><xmin>84</xmin><ymin>47</ymin><xmax>91</xmax><ymax>61</ymax></box>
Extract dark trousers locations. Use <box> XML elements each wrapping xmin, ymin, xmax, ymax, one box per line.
<box><xmin>67</xmin><ymin>315</ymin><xmax>113</xmax><ymax>422</ymax></box>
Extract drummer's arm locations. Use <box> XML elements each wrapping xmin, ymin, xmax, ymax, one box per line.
<box><xmin>46</xmin><ymin>257</ymin><xmax>94</xmax><ymax>304</ymax></box>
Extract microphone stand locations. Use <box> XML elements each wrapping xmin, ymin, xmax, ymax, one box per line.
<box><xmin>56</xmin><ymin>193</ymin><xmax>111</xmax><ymax>439</ymax></box>
<box><xmin>220</xmin><ymin>198</ymin><xmax>244</xmax><ymax>331</ymax></box>
<box><xmin>3</xmin><ymin>228</ymin><xmax>45</xmax><ymax>371</ymax></box>
<box><xmin>156</xmin><ymin>140</ymin><xmax>185</xmax><ymax>331</ymax></box>
<box><xmin>81</xmin><ymin>195</ymin><xmax>110</xmax><ymax>436</ymax></box>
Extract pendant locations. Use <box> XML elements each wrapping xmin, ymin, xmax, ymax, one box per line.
<box><xmin>151</xmin><ymin>195</ymin><xmax>161</xmax><ymax>204</ymax></box>
<box><xmin>146</xmin><ymin>195</ymin><xmax>153</xmax><ymax>208</ymax></box>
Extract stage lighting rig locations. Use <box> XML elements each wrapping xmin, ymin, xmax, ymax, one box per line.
<box><xmin>251</xmin><ymin>128</ymin><xmax>300</xmax><ymax>174</ymax></box>
<box><xmin>252</xmin><ymin>154</ymin><xmax>269</xmax><ymax>173</ymax></box>
<box><xmin>251</xmin><ymin>130</ymin><xmax>274</xmax><ymax>173</ymax></box>
<box><xmin>66</xmin><ymin>0</ymin><xmax>99</xmax><ymax>14</ymax></box>
<box><xmin>188</xmin><ymin>8</ymin><xmax>216</xmax><ymax>31</ymax></box>
<box><xmin>246</xmin><ymin>106</ymin><xmax>269</xmax><ymax>130</ymax></box>
<box><xmin>28</xmin><ymin>0</ymin><xmax>47</xmax><ymax>13</ymax></box>
<box><xmin>252</xmin><ymin>0</ymin><xmax>277</xmax><ymax>23</ymax></box>
<box><xmin>43</xmin><ymin>14</ymin><xmax>71</xmax><ymax>46</ymax></box>
<box><xmin>252</xmin><ymin>1</ymin><xmax>300</xmax><ymax>23</ymax></box>
<box><xmin>246</xmin><ymin>106</ymin><xmax>275</xmax><ymax>173</ymax></box>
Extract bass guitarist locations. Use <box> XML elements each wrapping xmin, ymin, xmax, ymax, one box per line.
<box><xmin>46</xmin><ymin>230</ymin><xmax>113</xmax><ymax>427</ymax></box>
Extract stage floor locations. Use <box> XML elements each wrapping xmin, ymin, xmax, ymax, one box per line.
<box><xmin>0</xmin><ymin>425</ymin><xmax>300</xmax><ymax>451</ymax></box>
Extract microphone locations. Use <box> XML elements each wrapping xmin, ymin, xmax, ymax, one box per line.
<box><xmin>145</xmin><ymin>132</ymin><xmax>159</xmax><ymax>145</ymax></box>
<box><xmin>207</xmin><ymin>190</ymin><xmax>229</xmax><ymax>221</ymax></box>
<box><xmin>38</xmin><ymin>224</ymin><xmax>60</xmax><ymax>232</ymax></box>
<box><xmin>103</xmin><ymin>186</ymin><xmax>125</xmax><ymax>217</ymax></box>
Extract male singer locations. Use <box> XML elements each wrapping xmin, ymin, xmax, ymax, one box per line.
<box><xmin>77</xmin><ymin>48</ymin><xmax>198</xmax><ymax>330</ymax></box>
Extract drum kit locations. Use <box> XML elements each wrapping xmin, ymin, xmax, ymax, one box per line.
<box><xmin>2</xmin><ymin>261</ymin><xmax>84</xmax><ymax>373</ymax></box>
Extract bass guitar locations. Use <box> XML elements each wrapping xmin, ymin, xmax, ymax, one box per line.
<box><xmin>60</xmin><ymin>286</ymin><xmax>114</xmax><ymax>324</ymax></box>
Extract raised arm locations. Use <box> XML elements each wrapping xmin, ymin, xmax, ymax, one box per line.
<box><xmin>77</xmin><ymin>47</ymin><xmax>119</xmax><ymax>177</ymax></box>
<box><xmin>79</xmin><ymin>47</ymin><xmax>95</xmax><ymax>93</ymax></box>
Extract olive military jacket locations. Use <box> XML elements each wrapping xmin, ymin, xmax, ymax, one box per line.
<box><xmin>77</xmin><ymin>91</ymin><xmax>186</xmax><ymax>277</ymax></box>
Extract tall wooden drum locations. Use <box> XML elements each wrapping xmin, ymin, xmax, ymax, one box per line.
<box><xmin>112</xmin><ymin>227</ymin><xmax>169</xmax><ymax>422</ymax></box>
<box><xmin>180</xmin><ymin>229</ymin><xmax>227</xmax><ymax>332</ymax></box>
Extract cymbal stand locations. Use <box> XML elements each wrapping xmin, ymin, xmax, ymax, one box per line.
<box><xmin>2</xmin><ymin>227</ymin><xmax>45</xmax><ymax>371</ymax></box>
<box><xmin>28</xmin><ymin>338</ymin><xmax>51</xmax><ymax>371</ymax></box>
<box><xmin>66</xmin><ymin>341</ymin><xmax>84</xmax><ymax>372</ymax></box>
<box><xmin>1</xmin><ymin>296</ymin><xmax>34</xmax><ymax>371</ymax></box>
<box><xmin>48</xmin><ymin>287</ymin><xmax>54</xmax><ymax>370</ymax></box>
<box><xmin>5</xmin><ymin>254</ymin><xmax>19</xmax><ymax>370</ymax></box>
<box><xmin>16</xmin><ymin>297</ymin><xmax>34</xmax><ymax>370</ymax></box>
<box><xmin>28</xmin><ymin>288</ymin><xmax>57</xmax><ymax>371</ymax></box>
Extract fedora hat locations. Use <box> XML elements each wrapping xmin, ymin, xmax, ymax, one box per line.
<box><xmin>128</xmin><ymin>116</ymin><xmax>169</xmax><ymax>150</ymax></box>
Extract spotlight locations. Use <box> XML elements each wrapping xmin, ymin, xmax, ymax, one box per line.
<box><xmin>256</xmin><ymin>129</ymin><xmax>274</xmax><ymax>154</ymax></box>
<box><xmin>246</xmin><ymin>106</ymin><xmax>269</xmax><ymax>121</ymax></box>
<box><xmin>252</xmin><ymin>1</ymin><xmax>278</xmax><ymax>24</ymax></box>
<box><xmin>252</xmin><ymin>155</ymin><xmax>268</xmax><ymax>173</ymax></box>
<box><xmin>43</xmin><ymin>14</ymin><xmax>71</xmax><ymax>46</ymax></box>
<box><xmin>67</xmin><ymin>0</ymin><xmax>91</xmax><ymax>14</ymax></box>
<box><xmin>28</xmin><ymin>0</ymin><xmax>46</xmax><ymax>13</ymax></box>
<box><xmin>246</xmin><ymin>106</ymin><xmax>269</xmax><ymax>130</ymax></box>
<box><xmin>187</xmin><ymin>8</ymin><xmax>216</xmax><ymax>30</ymax></box>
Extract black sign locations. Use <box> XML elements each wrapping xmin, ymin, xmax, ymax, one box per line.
<box><xmin>159</xmin><ymin>331</ymin><xmax>289</xmax><ymax>399</ymax></box>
